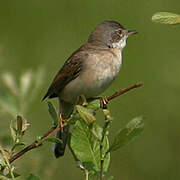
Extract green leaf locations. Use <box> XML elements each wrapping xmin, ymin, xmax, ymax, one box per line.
<box><xmin>26</xmin><ymin>173</ymin><xmax>40</xmax><ymax>180</ymax></box>
<box><xmin>45</xmin><ymin>137</ymin><xmax>62</xmax><ymax>144</ymax></box>
<box><xmin>36</xmin><ymin>136</ymin><xmax>43</xmax><ymax>141</ymax></box>
<box><xmin>10</xmin><ymin>118</ymin><xmax>18</xmax><ymax>142</ymax></box>
<box><xmin>70</xmin><ymin>120</ymin><xmax>110</xmax><ymax>175</ymax></box>
<box><xmin>108</xmin><ymin>116</ymin><xmax>144</xmax><ymax>153</ymax></box>
<box><xmin>47</xmin><ymin>102</ymin><xmax>59</xmax><ymax>126</ymax></box>
<box><xmin>103</xmin><ymin>109</ymin><xmax>112</xmax><ymax>121</ymax></box>
<box><xmin>152</xmin><ymin>12</ymin><xmax>180</xmax><ymax>25</ymax></box>
<box><xmin>76</xmin><ymin>105</ymin><xmax>96</xmax><ymax>124</ymax></box>
<box><xmin>10</xmin><ymin>115</ymin><xmax>29</xmax><ymax>142</ymax></box>
<box><xmin>86</xmin><ymin>99</ymin><xmax>100</xmax><ymax>111</ymax></box>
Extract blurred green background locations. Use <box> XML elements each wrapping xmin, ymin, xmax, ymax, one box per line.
<box><xmin>0</xmin><ymin>0</ymin><xmax>180</xmax><ymax>179</ymax></box>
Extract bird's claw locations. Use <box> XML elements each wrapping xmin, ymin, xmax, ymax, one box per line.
<box><xmin>100</xmin><ymin>97</ymin><xmax>108</xmax><ymax>109</ymax></box>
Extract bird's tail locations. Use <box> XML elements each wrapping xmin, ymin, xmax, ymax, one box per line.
<box><xmin>54</xmin><ymin>99</ymin><xmax>74</xmax><ymax>158</ymax></box>
<box><xmin>54</xmin><ymin>125</ymin><xmax>70</xmax><ymax>158</ymax></box>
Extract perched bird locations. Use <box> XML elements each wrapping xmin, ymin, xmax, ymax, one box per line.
<box><xmin>43</xmin><ymin>20</ymin><xmax>137</xmax><ymax>158</ymax></box>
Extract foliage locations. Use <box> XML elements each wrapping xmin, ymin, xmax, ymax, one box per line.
<box><xmin>0</xmin><ymin>64</ymin><xmax>143</xmax><ymax>180</ymax></box>
<box><xmin>0</xmin><ymin>69</ymin><xmax>144</xmax><ymax>180</ymax></box>
<box><xmin>152</xmin><ymin>12</ymin><xmax>180</xmax><ymax>25</ymax></box>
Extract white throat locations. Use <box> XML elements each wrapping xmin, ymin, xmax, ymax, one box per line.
<box><xmin>112</xmin><ymin>35</ymin><xmax>128</xmax><ymax>49</ymax></box>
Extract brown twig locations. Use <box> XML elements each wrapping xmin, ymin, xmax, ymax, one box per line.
<box><xmin>100</xmin><ymin>82</ymin><xmax>143</xmax><ymax>109</ymax></box>
<box><xmin>9</xmin><ymin>126</ymin><xmax>59</xmax><ymax>164</ymax></box>
<box><xmin>106</xmin><ymin>83</ymin><xmax>143</xmax><ymax>101</ymax></box>
<box><xmin>107</xmin><ymin>82</ymin><xmax>143</xmax><ymax>101</ymax></box>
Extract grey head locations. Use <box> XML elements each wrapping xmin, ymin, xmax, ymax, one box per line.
<box><xmin>88</xmin><ymin>20</ymin><xmax>137</xmax><ymax>49</ymax></box>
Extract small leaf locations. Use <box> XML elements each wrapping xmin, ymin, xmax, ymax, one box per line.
<box><xmin>10</xmin><ymin>116</ymin><xmax>29</xmax><ymax>142</ymax></box>
<box><xmin>45</xmin><ymin>137</ymin><xmax>62</xmax><ymax>144</ymax></box>
<box><xmin>36</xmin><ymin>136</ymin><xmax>43</xmax><ymax>141</ymax></box>
<box><xmin>108</xmin><ymin>116</ymin><xmax>144</xmax><ymax>153</ymax></box>
<box><xmin>10</xmin><ymin>118</ymin><xmax>18</xmax><ymax>142</ymax></box>
<box><xmin>3</xmin><ymin>166</ymin><xmax>9</xmax><ymax>176</ymax></box>
<box><xmin>76</xmin><ymin>105</ymin><xmax>96</xmax><ymax>124</ymax></box>
<box><xmin>152</xmin><ymin>12</ymin><xmax>180</xmax><ymax>25</ymax></box>
<box><xmin>70</xmin><ymin>120</ymin><xmax>110</xmax><ymax>175</ymax></box>
<box><xmin>86</xmin><ymin>99</ymin><xmax>100</xmax><ymax>110</ymax></box>
<box><xmin>26</xmin><ymin>173</ymin><xmax>40</xmax><ymax>180</ymax></box>
<box><xmin>47</xmin><ymin>102</ymin><xmax>59</xmax><ymax>126</ymax></box>
<box><xmin>103</xmin><ymin>109</ymin><xmax>112</xmax><ymax>121</ymax></box>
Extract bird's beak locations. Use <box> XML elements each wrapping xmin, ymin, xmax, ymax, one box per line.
<box><xmin>127</xmin><ymin>30</ymin><xmax>138</xmax><ymax>36</ymax></box>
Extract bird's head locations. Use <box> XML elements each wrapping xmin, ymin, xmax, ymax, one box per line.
<box><xmin>88</xmin><ymin>20</ymin><xmax>137</xmax><ymax>49</ymax></box>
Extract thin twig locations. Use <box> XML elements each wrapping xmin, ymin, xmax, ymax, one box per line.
<box><xmin>9</xmin><ymin>126</ymin><xmax>59</xmax><ymax>164</ymax></box>
<box><xmin>107</xmin><ymin>82</ymin><xmax>143</xmax><ymax>102</ymax></box>
<box><xmin>99</xmin><ymin>83</ymin><xmax>143</xmax><ymax>109</ymax></box>
<box><xmin>99</xmin><ymin>110</ymin><xmax>112</xmax><ymax>180</ymax></box>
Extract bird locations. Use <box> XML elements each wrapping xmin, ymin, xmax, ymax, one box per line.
<box><xmin>43</xmin><ymin>20</ymin><xmax>137</xmax><ymax>158</ymax></box>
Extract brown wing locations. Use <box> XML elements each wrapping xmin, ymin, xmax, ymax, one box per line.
<box><xmin>42</xmin><ymin>48</ymin><xmax>87</xmax><ymax>100</ymax></box>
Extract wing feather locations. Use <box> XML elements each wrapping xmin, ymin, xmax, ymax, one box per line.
<box><xmin>42</xmin><ymin>49</ymin><xmax>88</xmax><ymax>100</ymax></box>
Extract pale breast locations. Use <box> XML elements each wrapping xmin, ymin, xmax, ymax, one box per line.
<box><xmin>60</xmin><ymin>48</ymin><xmax>122</xmax><ymax>102</ymax></box>
<box><xmin>81</xmin><ymin>48</ymin><xmax>122</xmax><ymax>96</ymax></box>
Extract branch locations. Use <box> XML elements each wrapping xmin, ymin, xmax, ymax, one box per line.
<box><xmin>100</xmin><ymin>83</ymin><xmax>143</xmax><ymax>109</ymax></box>
<box><xmin>107</xmin><ymin>82</ymin><xmax>143</xmax><ymax>101</ymax></box>
<box><xmin>9</xmin><ymin>126</ymin><xmax>59</xmax><ymax>164</ymax></box>
<box><xmin>9</xmin><ymin>83</ymin><xmax>143</xmax><ymax>165</ymax></box>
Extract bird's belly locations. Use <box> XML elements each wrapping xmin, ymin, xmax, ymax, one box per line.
<box><xmin>84</xmin><ymin>63</ymin><xmax>120</xmax><ymax>97</ymax></box>
<box><xmin>60</xmin><ymin>50</ymin><xmax>122</xmax><ymax>102</ymax></box>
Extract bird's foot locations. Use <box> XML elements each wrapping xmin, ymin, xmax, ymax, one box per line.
<box><xmin>59</xmin><ymin>114</ymin><xmax>71</xmax><ymax>132</ymax></box>
<box><xmin>99</xmin><ymin>97</ymin><xmax>109</xmax><ymax>109</ymax></box>
<box><xmin>59</xmin><ymin>114</ymin><xmax>64</xmax><ymax>133</ymax></box>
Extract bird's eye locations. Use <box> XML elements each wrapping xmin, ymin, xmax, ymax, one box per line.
<box><xmin>116</xmin><ymin>30</ymin><xmax>123</xmax><ymax>37</ymax></box>
<box><xmin>118</xmin><ymin>30</ymin><xmax>122</xmax><ymax>34</ymax></box>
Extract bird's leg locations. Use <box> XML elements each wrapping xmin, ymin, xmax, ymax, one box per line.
<box><xmin>99</xmin><ymin>97</ymin><xmax>109</xmax><ymax>109</ymax></box>
<box><xmin>59</xmin><ymin>113</ymin><xmax>64</xmax><ymax>133</ymax></box>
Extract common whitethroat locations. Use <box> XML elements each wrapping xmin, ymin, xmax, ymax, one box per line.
<box><xmin>43</xmin><ymin>20</ymin><xmax>138</xmax><ymax>158</ymax></box>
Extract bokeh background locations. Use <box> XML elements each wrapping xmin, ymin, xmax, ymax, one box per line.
<box><xmin>0</xmin><ymin>0</ymin><xmax>180</xmax><ymax>179</ymax></box>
